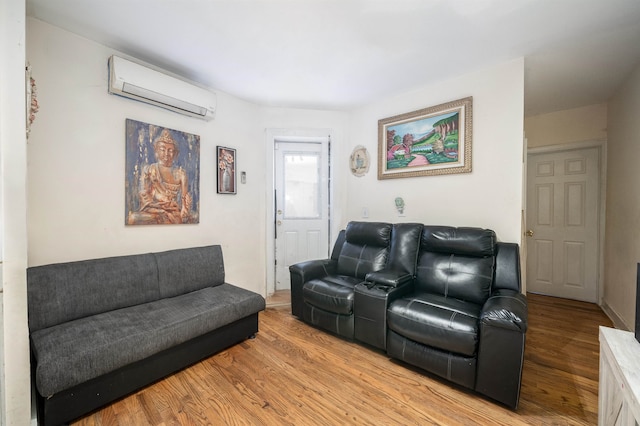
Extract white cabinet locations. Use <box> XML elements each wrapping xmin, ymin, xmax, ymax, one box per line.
<box><xmin>599</xmin><ymin>326</ymin><xmax>640</xmax><ymax>425</ymax></box>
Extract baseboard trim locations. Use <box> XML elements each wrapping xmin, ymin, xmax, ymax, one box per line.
<box><xmin>600</xmin><ymin>300</ymin><xmax>631</xmax><ymax>331</ymax></box>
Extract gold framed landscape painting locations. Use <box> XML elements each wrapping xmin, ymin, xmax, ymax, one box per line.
<box><xmin>378</xmin><ymin>96</ymin><xmax>472</xmax><ymax>179</ymax></box>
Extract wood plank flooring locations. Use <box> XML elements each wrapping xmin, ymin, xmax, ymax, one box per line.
<box><xmin>72</xmin><ymin>293</ymin><xmax>613</xmax><ymax>425</ymax></box>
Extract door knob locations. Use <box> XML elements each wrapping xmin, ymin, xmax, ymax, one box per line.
<box><xmin>525</xmin><ymin>230</ymin><xmax>534</xmax><ymax>237</ymax></box>
<box><xmin>277</xmin><ymin>220</ymin><xmax>282</xmax><ymax>226</ymax></box>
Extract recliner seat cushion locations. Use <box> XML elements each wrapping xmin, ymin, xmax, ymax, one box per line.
<box><xmin>30</xmin><ymin>283</ymin><xmax>265</xmax><ymax>397</ymax></box>
<box><xmin>303</xmin><ymin>275</ymin><xmax>361</xmax><ymax>315</ymax></box>
<box><xmin>387</xmin><ymin>293</ymin><xmax>481</xmax><ymax>356</ymax></box>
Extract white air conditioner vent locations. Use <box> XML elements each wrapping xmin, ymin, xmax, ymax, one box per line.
<box><xmin>108</xmin><ymin>55</ymin><xmax>216</xmax><ymax>120</ymax></box>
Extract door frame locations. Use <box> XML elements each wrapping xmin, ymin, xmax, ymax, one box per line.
<box><xmin>265</xmin><ymin>128</ymin><xmax>333</xmax><ymax>298</ymax></box>
<box><xmin>526</xmin><ymin>139</ymin><xmax>606</xmax><ymax>304</ymax></box>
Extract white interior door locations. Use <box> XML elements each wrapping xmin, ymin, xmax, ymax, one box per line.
<box><xmin>526</xmin><ymin>147</ymin><xmax>600</xmax><ymax>302</ymax></box>
<box><xmin>274</xmin><ymin>141</ymin><xmax>329</xmax><ymax>290</ymax></box>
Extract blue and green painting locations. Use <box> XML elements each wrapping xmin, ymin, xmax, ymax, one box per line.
<box><xmin>385</xmin><ymin>111</ymin><xmax>460</xmax><ymax>170</ymax></box>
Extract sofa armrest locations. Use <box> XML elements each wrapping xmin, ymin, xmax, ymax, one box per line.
<box><xmin>290</xmin><ymin>259</ymin><xmax>336</xmax><ymax>283</ymax></box>
<box><xmin>494</xmin><ymin>242</ymin><xmax>522</xmax><ymax>292</ymax></box>
<box><xmin>289</xmin><ymin>259</ymin><xmax>336</xmax><ymax>318</ymax></box>
<box><xmin>365</xmin><ymin>270</ymin><xmax>413</xmax><ymax>288</ymax></box>
<box><xmin>476</xmin><ymin>289</ymin><xmax>528</xmax><ymax>409</ymax></box>
<box><xmin>480</xmin><ymin>289</ymin><xmax>528</xmax><ymax>333</ymax></box>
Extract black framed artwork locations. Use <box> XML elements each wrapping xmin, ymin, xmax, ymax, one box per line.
<box><xmin>217</xmin><ymin>146</ymin><xmax>236</xmax><ymax>194</ymax></box>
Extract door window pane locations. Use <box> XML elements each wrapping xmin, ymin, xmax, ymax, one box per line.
<box><xmin>284</xmin><ymin>153</ymin><xmax>320</xmax><ymax>219</ymax></box>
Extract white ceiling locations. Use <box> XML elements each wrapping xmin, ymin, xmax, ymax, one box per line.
<box><xmin>26</xmin><ymin>0</ymin><xmax>640</xmax><ymax>116</ymax></box>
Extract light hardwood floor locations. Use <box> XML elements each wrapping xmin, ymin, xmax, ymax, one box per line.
<box><xmin>72</xmin><ymin>293</ymin><xmax>613</xmax><ymax>425</ymax></box>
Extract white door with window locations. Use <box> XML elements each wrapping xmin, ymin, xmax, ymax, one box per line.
<box><xmin>526</xmin><ymin>146</ymin><xmax>600</xmax><ymax>302</ymax></box>
<box><xmin>274</xmin><ymin>141</ymin><xmax>329</xmax><ymax>290</ymax></box>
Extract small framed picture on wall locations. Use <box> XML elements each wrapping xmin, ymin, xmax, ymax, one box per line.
<box><xmin>217</xmin><ymin>146</ymin><xmax>236</xmax><ymax>194</ymax></box>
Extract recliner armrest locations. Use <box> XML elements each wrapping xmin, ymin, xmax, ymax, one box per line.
<box><xmin>289</xmin><ymin>259</ymin><xmax>337</xmax><ymax>319</ymax></box>
<box><xmin>365</xmin><ymin>270</ymin><xmax>413</xmax><ymax>288</ymax></box>
<box><xmin>290</xmin><ymin>259</ymin><xmax>336</xmax><ymax>282</ymax></box>
<box><xmin>476</xmin><ymin>288</ymin><xmax>527</xmax><ymax>409</ymax></box>
<box><xmin>480</xmin><ymin>289</ymin><xmax>528</xmax><ymax>333</ymax></box>
<box><xmin>494</xmin><ymin>242</ymin><xmax>522</xmax><ymax>292</ymax></box>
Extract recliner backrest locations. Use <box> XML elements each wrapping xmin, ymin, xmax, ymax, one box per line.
<box><xmin>386</xmin><ymin>223</ymin><xmax>423</xmax><ymax>275</ymax></box>
<box><xmin>337</xmin><ymin>221</ymin><xmax>392</xmax><ymax>279</ymax></box>
<box><xmin>416</xmin><ymin>226</ymin><xmax>496</xmax><ymax>305</ymax></box>
<box><xmin>330</xmin><ymin>230</ymin><xmax>347</xmax><ymax>261</ymax></box>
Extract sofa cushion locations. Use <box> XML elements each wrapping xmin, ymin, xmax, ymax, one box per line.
<box><xmin>155</xmin><ymin>245</ymin><xmax>226</xmax><ymax>298</ymax></box>
<box><xmin>415</xmin><ymin>252</ymin><xmax>495</xmax><ymax>305</ymax></box>
<box><xmin>387</xmin><ymin>293</ymin><xmax>482</xmax><ymax>357</ymax></box>
<box><xmin>30</xmin><ymin>283</ymin><xmax>265</xmax><ymax>397</ymax></box>
<box><xmin>27</xmin><ymin>253</ymin><xmax>160</xmax><ymax>332</ymax></box>
<box><xmin>302</xmin><ymin>275</ymin><xmax>361</xmax><ymax>315</ymax></box>
<box><xmin>344</xmin><ymin>221</ymin><xmax>392</xmax><ymax>246</ymax></box>
<box><xmin>386</xmin><ymin>223</ymin><xmax>423</xmax><ymax>275</ymax></box>
<box><xmin>337</xmin><ymin>222</ymin><xmax>392</xmax><ymax>278</ymax></box>
<box><xmin>421</xmin><ymin>226</ymin><xmax>496</xmax><ymax>257</ymax></box>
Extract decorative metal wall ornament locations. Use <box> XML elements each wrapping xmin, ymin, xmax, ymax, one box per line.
<box><xmin>395</xmin><ymin>197</ymin><xmax>405</xmax><ymax>215</ymax></box>
<box><xmin>26</xmin><ymin>64</ymin><xmax>39</xmax><ymax>138</ymax></box>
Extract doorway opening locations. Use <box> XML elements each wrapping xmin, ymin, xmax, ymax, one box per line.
<box><xmin>265</xmin><ymin>129</ymin><xmax>332</xmax><ymax>299</ymax></box>
<box><xmin>525</xmin><ymin>141</ymin><xmax>605</xmax><ymax>303</ymax></box>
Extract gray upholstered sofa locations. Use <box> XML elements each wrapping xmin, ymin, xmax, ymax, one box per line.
<box><xmin>27</xmin><ymin>245</ymin><xmax>265</xmax><ymax>426</ymax></box>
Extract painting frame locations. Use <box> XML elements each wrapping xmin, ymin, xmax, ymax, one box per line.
<box><xmin>217</xmin><ymin>146</ymin><xmax>237</xmax><ymax>194</ymax></box>
<box><xmin>125</xmin><ymin>119</ymin><xmax>200</xmax><ymax>226</ymax></box>
<box><xmin>378</xmin><ymin>96</ymin><xmax>472</xmax><ymax>180</ymax></box>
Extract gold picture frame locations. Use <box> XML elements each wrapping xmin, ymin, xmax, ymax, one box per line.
<box><xmin>378</xmin><ymin>96</ymin><xmax>472</xmax><ymax>179</ymax></box>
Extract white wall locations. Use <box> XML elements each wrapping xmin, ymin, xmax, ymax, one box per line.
<box><xmin>524</xmin><ymin>103</ymin><xmax>607</xmax><ymax>148</ymax></box>
<box><xmin>26</xmin><ymin>18</ymin><xmax>265</xmax><ymax>295</ymax></box>
<box><xmin>25</xmin><ymin>18</ymin><xmax>527</xmax><ymax>295</ymax></box>
<box><xmin>604</xmin><ymin>62</ymin><xmax>640</xmax><ymax>331</ymax></box>
<box><xmin>347</xmin><ymin>59</ymin><xmax>525</xmax><ymax>245</ymax></box>
<box><xmin>1</xmin><ymin>1</ymin><xmax>31</xmax><ymax>425</ymax></box>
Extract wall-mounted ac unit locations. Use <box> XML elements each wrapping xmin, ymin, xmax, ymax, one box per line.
<box><xmin>108</xmin><ymin>55</ymin><xmax>216</xmax><ymax>121</ymax></box>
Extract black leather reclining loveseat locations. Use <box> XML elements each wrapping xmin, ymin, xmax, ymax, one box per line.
<box><xmin>290</xmin><ymin>221</ymin><xmax>528</xmax><ymax>409</ymax></box>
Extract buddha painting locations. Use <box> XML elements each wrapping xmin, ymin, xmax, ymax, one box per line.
<box><xmin>125</xmin><ymin>120</ymin><xmax>200</xmax><ymax>225</ymax></box>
